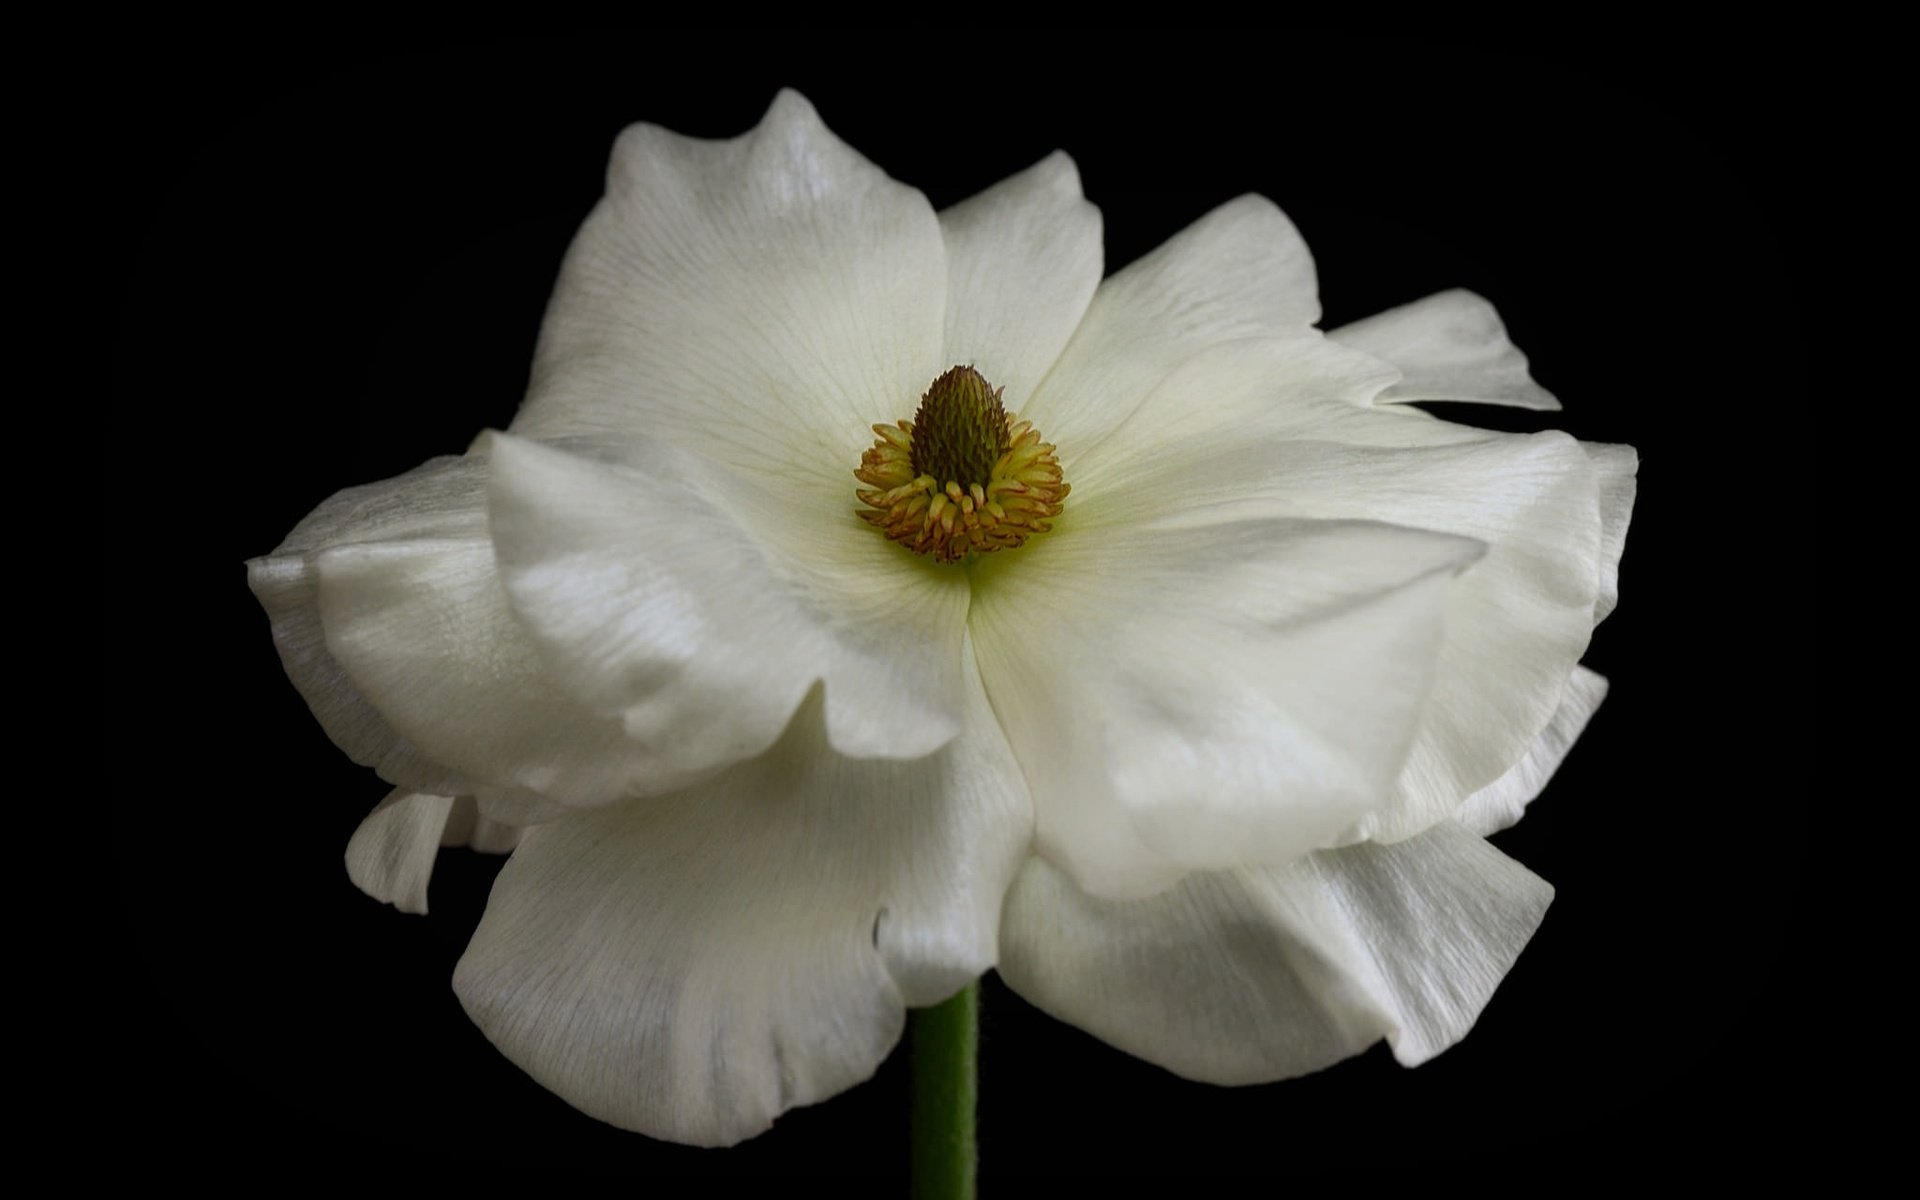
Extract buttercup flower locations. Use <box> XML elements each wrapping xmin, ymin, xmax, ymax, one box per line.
<box><xmin>249</xmin><ymin>90</ymin><xmax>1634</xmax><ymax>1147</ymax></box>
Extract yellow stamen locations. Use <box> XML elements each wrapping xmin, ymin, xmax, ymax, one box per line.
<box><xmin>854</xmin><ymin>365</ymin><xmax>1069</xmax><ymax>564</ymax></box>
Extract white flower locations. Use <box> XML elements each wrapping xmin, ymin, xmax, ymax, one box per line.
<box><xmin>249</xmin><ymin>90</ymin><xmax>1634</xmax><ymax>1147</ymax></box>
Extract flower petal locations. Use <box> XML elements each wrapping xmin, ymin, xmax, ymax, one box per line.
<box><xmin>314</xmin><ymin>520</ymin><xmax>712</xmax><ymax>808</ymax></box>
<box><xmin>247</xmin><ymin>455</ymin><xmax>489</xmax><ymax>797</ymax></box>
<box><xmin>997</xmin><ymin>820</ymin><xmax>1552</xmax><ymax>1084</ymax></box>
<box><xmin>1021</xmin><ymin>194</ymin><xmax>1319</xmax><ymax>456</ymax></box>
<box><xmin>1335</xmin><ymin>434</ymin><xmax>1632</xmax><ymax>842</ymax></box>
<box><xmin>256</xmin><ymin>455</ymin><xmax>671</xmax><ymax>814</ymax></box>
<box><xmin>1046</xmin><ymin>334</ymin><xmax>1632</xmax><ymax>845</ymax></box>
<box><xmin>507</xmin><ymin>89</ymin><xmax>945</xmax><ymax>514</ymax></box>
<box><xmin>938</xmin><ymin>151</ymin><xmax>1102</xmax><ymax>405</ymax></box>
<box><xmin>1588</xmin><ymin>442</ymin><xmax>1638</xmax><ymax>624</ymax></box>
<box><xmin>1453</xmin><ymin>666</ymin><xmax>1608</xmax><ymax>837</ymax></box>
<box><xmin>344</xmin><ymin>789</ymin><xmax>457</xmax><ymax>915</ymax></box>
<box><xmin>1327</xmin><ymin>288</ymin><xmax>1560</xmax><ymax>410</ymax></box>
<box><xmin>452</xmin><ymin>645</ymin><xmax>1029</xmax><ymax>1147</ymax></box>
<box><xmin>969</xmin><ymin>514</ymin><xmax>1482</xmax><ymax>900</ymax></box>
<box><xmin>1059</xmin><ymin>335</ymin><xmax>1408</xmax><ymax>531</ymax></box>
<box><xmin>486</xmin><ymin>432</ymin><xmax>971</xmax><ymax>765</ymax></box>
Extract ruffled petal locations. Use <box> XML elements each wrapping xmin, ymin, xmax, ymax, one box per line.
<box><xmin>1453</xmin><ymin>666</ymin><xmax>1608</xmax><ymax>837</ymax></box>
<box><xmin>1588</xmin><ymin>442</ymin><xmax>1638</xmax><ymax>624</ymax></box>
<box><xmin>1341</xmin><ymin>434</ymin><xmax>1631</xmax><ymax>843</ymax></box>
<box><xmin>313</xmin><ymin>498</ymin><xmax>712</xmax><ymax>808</ymax></box>
<box><xmin>507</xmin><ymin>89</ymin><xmax>945</xmax><ymax>517</ymax></box>
<box><xmin>256</xmin><ymin>450</ymin><xmax>713</xmax><ymax>810</ymax></box>
<box><xmin>246</xmin><ymin>456</ymin><xmax>486</xmax><ymax>796</ymax></box>
<box><xmin>1316</xmin><ymin>305</ymin><xmax>1636</xmax><ymax>836</ymax></box>
<box><xmin>1287</xmin><ymin>431</ymin><xmax>1613</xmax><ymax>843</ymax></box>
<box><xmin>997</xmin><ymin>820</ymin><xmax>1552</xmax><ymax>1084</ymax></box>
<box><xmin>486</xmin><ymin>432</ymin><xmax>971</xmax><ymax>765</ymax></box>
<box><xmin>1041</xmin><ymin>335</ymin><xmax>1631</xmax><ymax>844</ymax></box>
<box><xmin>1021</xmin><ymin>195</ymin><xmax>1319</xmax><ymax>457</ymax></box>
<box><xmin>344</xmin><ymin>789</ymin><xmax>456</xmax><ymax>915</ymax></box>
<box><xmin>1327</xmin><ymin>288</ymin><xmax>1560</xmax><ymax>410</ymax></box>
<box><xmin>257</xmin><ymin>451</ymin><xmax>695</xmax><ymax>811</ymax></box>
<box><xmin>453</xmin><ymin>642</ymin><xmax>1029</xmax><ymax>1147</ymax></box>
<box><xmin>938</xmin><ymin>152</ymin><xmax>1102</xmax><ymax>405</ymax></box>
<box><xmin>969</xmin><ymin>513</ymin><xmax>1482</xmax><ymax>900</ymax></box>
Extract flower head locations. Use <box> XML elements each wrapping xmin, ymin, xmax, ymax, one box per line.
<box><xmin>249</xmin><ymin>90</ymin><xmax>1635</xmax><ymax>1146</ymax></box>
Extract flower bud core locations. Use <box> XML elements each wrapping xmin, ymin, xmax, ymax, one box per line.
<box><xmin>855</xmin><ymin>365</ymin><xmax>1069</xmax><ymax>564</ymax></box>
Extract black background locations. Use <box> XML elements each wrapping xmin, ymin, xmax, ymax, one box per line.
<box><xmin>107</xmin><ymin>30</ymin><xmax>1817</xmax><ymax>1186</ymax></box>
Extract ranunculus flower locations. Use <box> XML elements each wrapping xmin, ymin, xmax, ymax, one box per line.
<box><xmin>249</xmin><ymin>89</ymin><xmax>1634</xmax><ymax>1147</ymax></box>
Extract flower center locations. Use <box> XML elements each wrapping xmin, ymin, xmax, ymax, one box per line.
<box><xmin>855</xmin><ymin>365</ymin><xmax>1069</xmax><ymax>564</ymax></box>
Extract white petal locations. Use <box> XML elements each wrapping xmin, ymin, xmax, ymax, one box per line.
<box><xmin>997</xmin><ymin>820</ymin><xmax>1552</xmax><ymax>1084</ymax></box>
<box><xmin>259</xmin><ymin>455</ymin><xmax>689</xmax><ymax>811</ymax></box>
<box><xmin>315</xmin><ymin>526</ymin><xmax>710</xmax><ymax>809</ymax></box>
<box><xmin>344</xmin><ymin>789</ymin><xmax>458</xmax><ymax>915</ymax></box>
<box><xmin>1454</xmin><ymin>666</ymin><xmax>1608</xmax><ymax>837</ymax></box>
<box><xmin>1026</xmin><ymin>329</ymin><xmax>1632</xmax><ymax>844</ymax></box>
<box><xmin>1058</xmin><ymin>335</ymin><xmax>1409</xmax><ymax>532</ymax></box>
<box><xmin>1329</xmin><ymin>433</ymin><xmax>1625</xmax><ymax>842</ymax></box>
<box><xmin>1588</xmin><ymin>442</ymin><xmax>1639</xmax><ymax>624</ymax></box>
<box><xmin>969</xmin><ymin>514</ymin><xmax>1482</xmax><ymax>900</ymax></box>
<box><xmin>247</xmin><ymin>456</ymin><xmax>486</xmax><ymax>796</ymax></box>
<box><xmin>1044</xmin><ymin>335</ymin><xmax>1624</xmax><ymax>845</ymax></box>
<box><xmin>453</xmin><ymin>645</ymin><xmax>1029</xmax><ymax>1147</ymax></box>
<box><xmin>507</xmin><ymin>89</ymin><xmax>945</xmax><ymax>516</ymax></box>
<box><xmin>1327</xmin><ymin>288</ymin><xmax>1561</xmax><ymax>410</ymax></box>
<box><xmin>938</xmin><ymin>152</ymin><xmax>1102</xmax><ymax>404</ymax></box>
<box><xmin>486</xmin><ymin>432</ymin><xmax>971</xmax><ymax>765</ymax></box>
<box><xmin>1022</xmin><ymin>195</ymin><xmax>1319</xmax><ymax>456</ymax></box>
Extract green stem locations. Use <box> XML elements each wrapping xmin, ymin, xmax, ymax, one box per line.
<box><xmin>909</xmin><ymin>980</ymin><xmax>978</xmax><ymax>1200</ymax></box>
